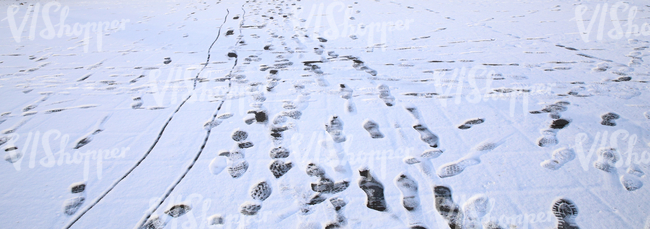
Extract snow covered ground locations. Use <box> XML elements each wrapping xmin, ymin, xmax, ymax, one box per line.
<box><xmin>1</xmin><ymin>0</ymin><xmax>650</xmax><ymax>228</ymax></box>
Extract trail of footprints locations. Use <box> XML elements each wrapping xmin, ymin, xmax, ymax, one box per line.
<box><xmin>19</xmin><ymin>0</ymin><xmax>645</xmax><ymax>227</ymax></box>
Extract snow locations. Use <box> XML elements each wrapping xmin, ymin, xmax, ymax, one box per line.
<box><xmin>1</xmin><ymin>0</ymin><xmax>650</xmax><ymax>228</ymax></box>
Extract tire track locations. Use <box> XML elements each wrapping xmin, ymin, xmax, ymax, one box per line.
<box><xmin>63</xmin><ymin>7</ymin><xmax>232</xmax><ymax>229</ymax></box>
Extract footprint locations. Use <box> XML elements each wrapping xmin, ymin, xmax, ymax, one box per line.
<box><xmin>0</xmin><ymin>136</ymin><xmax>8</xmax><ymax>147</ymax></box>
<box><xmin>627</xmin><ymin>164</ymin><xmax>645</xmax><ymax>177</ymax></box>
<box><xmin>438</xmin><ymin>133</ymin><xmax>511</xmax><ymax>178</ymax></box>
<box><xmin>4</xmin><ymin>144</ymin><xmax>22</xmax><ymax>163</ymax></box>
<box><xmin>74</xmin><ymin>115</ymin><xmax>111</xmax><ymax>149</ymax></box>
<box><xmin>240</xmin><ymin>181</ymin><xmax>272</xmax><ymax>216</ymax></box>
<box><xmin>140</xmin><ymin>215</ymin><xmax>164</xmax><ymax>229</ymax></box>
<box><xmin>437</xmin><ymin>158</ymin><xmax>480</xmax><ymax>178</ymax></box>
<box><xmin>23</xmin><ymin>96</ymin><xmax>48</xmax><ymax>112</ymax></box>
<box><xmin>269</xmin><ymin>160</ymin><xmax>293</xmax><ymax>178</ymax></box>
<box><xmin>550</xmin><ymin>119</ymin><xmax>571</xmax><ymax>129</ymax></box>
<box><xmin>217</xmin><ymin>113</ymin><xmax>233</xmax><ymax>119</ymax></box>
<box><xmin>377</xmin><ymin>84</ymin><xmax>395</xmax><ymax>106</ymax></box>
<box><xmin>362</xmin><ymin>120</ymin><xmax>384</xmax><ymax>139</ymax></box>
<box><xmin>600</xmin><ymin>112</ymin><xmax>620</xmax><ymax>126</ymax></box>
<box><xmin>434</xmin><ymin>185</ymin><xmax>463</xmax><ymax>229</ymax></box>
<box><xmin>232</xmin><ymin>130</ymin><xmax>248</xmax><ymax>142</ymax></box>
<box><xmin>306</xmin><ymin>163</ymin><xmax>326</xmax><ymax>178</ymax></box>
<box><xmin>593</xmin><ymin>148</ymin><xmax>620</xmax><ymax>173</ymax></box>
<box><xmin>537</xmin><ymin>129</ymin><xmax>558</xmax><ymax>147</ymax></box>
<box><xmin>458</xmin><ymin>118</ymin><xmax>484</xmax><ymax>129</ymax></box>
<box><xmin>530</xmin><ymin>101</ymin><xmax>569</xmax><ymax>119</ymax></box>
<box><xmin>70</xmin><ymin>182</ymin><xmax>86</xmax><ymax>194</ymax></box>
<box><xmin>551</xmin><ymin>198</ymin><xmax>579</xmax><ymax>229</ymax></box>
<box><xmin>620</xmin><ymin>173</ymin><xmax>643</xmax><ymax>191</ymax></box>
<box><xmin>165</xmin><ymin>204</ymin><xmax>191</xmax><ymax>218</ymax></box>
<box><xmin>240</xmin><ymin>201</ymin><xmax>262</xmax><ymax>216</ymax></box>
<box><xmin>131</xmin><ymin>97</ymin><xmax>143</xmax><ymax>109</ymax></box>
<box><xmin>281</xmin><ymin>110</ymin><xmax>302</xmax><ymax>120</ymax></box>
<box><xmin>324</xmin><ymin>197</ymin><xmax>348</xmax><ymax>228</ymax></box>
<box><xmin>63</xmin><ymin>196</ymin><xmax>85</xmax><ymax>215</ymax></box>
<box><xmin>223</xmin><ymin>153</ymin><xmax>249</xmax><ymax>178</ymax></box>
<box><xmin>251</xmin><ymin>180</ymin><xmax>272</xmax><ymax>201</ymax></box>
<box><xmin>463</xmin><ymin>195</ymin><xmax>490</xmax><ymax>229</ymax></box>
<box><xmin>238</xmin><ymin>141</ymin><xmax>254</xmax><ymax>149</ymax></box>
<box><xmin>203</xmin><ymin>119</ymin><xmax>222</xmax><ymax>130</ymax></box>
<box><xmin>0</xmin><ymin>112</ymin><xmax>9</xmax><ymax>126</ymax></box>
<box><xmin>413</xmin><ymin>124</ymin><xmax>439</xmax><ymax>148</ymax></box>
<box><xmin>541</xmin><ymin>148</ymin><xmax>576</xmax><ymax>170</ymax></box>
<box><xmin>358</xmin><ymin>168</ymin><xmax>387</xmax><ymax>212</ymax></box>
<box><xmin>394</xmin><ymin>173</ymin><xmax>427</xmax><ymax>228</ymax></box>
<box><xmin>3</xmin><ymin>117</ymin><xmax>32</xmax><ymax>134</ymax></box>
<box><xmin>325</xmin><ymin>116</ymin><xmax>346</xmax><ymax>143</ymax></box>
<box><xmin>483</xmin><ymin>221</ymin><xmax>505</xmax><ymax>229</ymax></box>
<box><xmin>209</xmin><ymin>157</ymin><xmax>226</xmax><ymax>175</ymax></box>
<box><xmin>208</xmin><ymin>214</ymin><xmax>224</xmax><ymax>226</ymax></box>
<box><xmin>269</xmin><ymin>146</ymin><xmax>290</xmax><ymax>159</ymax></box>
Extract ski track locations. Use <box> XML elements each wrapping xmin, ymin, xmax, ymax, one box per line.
<box><xmin>134</xmin><ymin>3</ymin><xmax>248</xmax><ymax>228</ymax></box>
<box><xmin>64</xmin><ymin>4</ymin><xmax>234</xmax><ymax>229</ymax></box>
<box><xmin>0</xmin><ymin>0</ymin><xmax>649</xmax><ymax>228</ymax></box>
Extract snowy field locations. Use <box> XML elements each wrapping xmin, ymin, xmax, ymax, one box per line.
<box><xmin>1</xmin><ymin>0</ymin><xmax>650</xmax><ymax>228</ymax></box>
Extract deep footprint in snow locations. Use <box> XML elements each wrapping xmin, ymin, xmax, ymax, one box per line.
<box><xmin>530</xmin><ymin>101</ymin><xmax>569</xmax><ymax>119</ymax></box>
<box><xmin>600</xmin><ymin>112</ymin><xmax>620</xmax><ymax>126</ymax></box>
<box><xmin>269</xmin><ymin>146</ymin><xmax>290</xmax><ymax>159</ymax></box>
<box><xmin>232</xmin><ymin>130</ymin><xmax>248</xmax><ymax>142</ymax></box>
<box><xmin>220</xmin><ymin>149</ymin><xmax>249</xmax><ymax>179</ymax></box>
<box><xmin>358</xmin><ymin>168</ymin><xmax>388</xmax><ymax>212</ymax></box>
<box><xmin>362</xmin><ymin>119</ymin><xmax>384</xmax><ymax>139</ymax></box>
<box><xmin>550</xmin><ymin>119</ymin><xmax>571</xmax><ymax>130</ymax></box>
<box><xmin>434</xmin><ymin>185</ymin><xmax>463</xmax><ymax>229</ymax></box>
<box><xmin>552</xmin><ymin>198</ymin><xmax>579</xmax><ymax>229</ymax></box>
<box><xmin>458</xmin><ymin>118</ymin><xmax>484</xmax><ymax>129</ymax></box>
<box><xmin>413</xmin><ymin>124</ymin><xmax>439</xmax><ymax>148</ymax></box>
<box><xmin>269</xmin><ymin>160</ymin><xmax>293</xmax><ymax>178</ymax></box>
<box><xmin>250</xmin><ymin>180</ymin><xmax>272</xmax><ymax>201</ymax></box>
<box><xmin>541</xmin><ymin>148</ymin><xmax>576</xmax><ymax>170</ymax></box>
<box><xmin>395</xmin><ymin>174</ymin><xmax>420</xmax><ymax>211</ymax></box>
<box><xmin>240</xmin><ymin>181</ymin><xmax>272</xmax><ymax>216</ymax></box>
<box><xmin>395</xmin><ymin>173</ymin><xmax>428</xmax><ymax>228</ymax></box>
